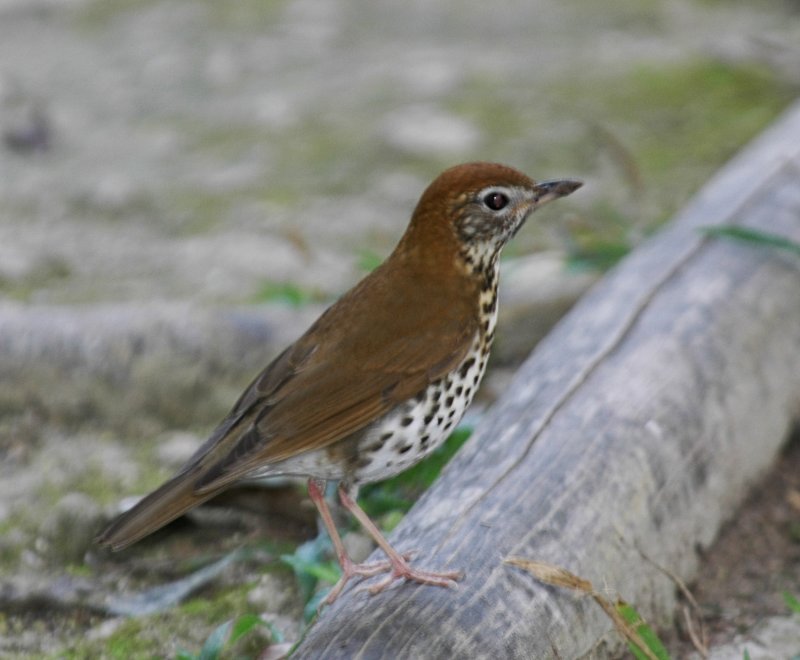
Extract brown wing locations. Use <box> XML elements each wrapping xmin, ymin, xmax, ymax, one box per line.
<box><xmin>192</xmin><ymin>264</ymin><xmax>477</xmax><ymax>492</ymax></box>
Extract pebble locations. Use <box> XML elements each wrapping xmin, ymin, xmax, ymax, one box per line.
<box><xmin>246</xmin><ymin>572</ymin><xmax>298</xmax><ymax>613</ymax></box>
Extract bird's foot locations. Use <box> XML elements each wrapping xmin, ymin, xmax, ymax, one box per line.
<box><xmin>321</xmin><ymin>552</ymin><xmax>415</xmax><ymax>606</ymax></box>
<box><xmin>363</xmin><ymin>554</ymin><xmax>463</xmax><ymax>595</ymax></box>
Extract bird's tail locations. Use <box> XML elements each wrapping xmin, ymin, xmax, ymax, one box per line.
<box><xmin>95</xmin><ymin>469</ymin><xmax>219</xmax><ymax>551</ymax></box>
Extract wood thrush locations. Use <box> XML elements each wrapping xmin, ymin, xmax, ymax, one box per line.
<box><xmin>96</xmin><ymin>162</ymin><xmax>581</xmax><ymax>603</ymax></box>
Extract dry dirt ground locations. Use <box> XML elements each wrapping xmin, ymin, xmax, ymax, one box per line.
<box><xmin>665</xmin><ymin>432</ymin><xmax>800</xmax><ymax>658</ymax></box>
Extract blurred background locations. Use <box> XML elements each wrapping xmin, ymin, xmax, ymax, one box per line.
<box><xmin>0</xmin><ymin>0</ymin><xmax>798</xmax><ymax>656</ymax></box>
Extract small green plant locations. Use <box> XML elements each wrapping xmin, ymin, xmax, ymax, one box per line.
<box><xmin>280</xmin><ymin>534</ymin><xmax>341</xmax><ymax>619</ymax></box>
<box><xmin>566</xmin><ymin>238</ymin><xmax>631</xmax><ymax>271</ymax></box>
<box><xmin>701</xmin><ymin>225</ymin><xmax>800</xmax><ymax>256</ymax></box>
<box><xmin>357</xmin><ymin>248</ymin><xmax>385</xmax><ymax>273</ymax></box>
<box><xmin>176</xmin><ymin>613</ymin><xmax>282</xmax><ymax>660</ymax></box>
<box><xmin>561</xmin><ymin>199</ymin><xmax>635</xmax><ymax>273</ymax></box>
<box><xmin>784</xmin><ymin>590</ymin><xmax>800</xmax><ymax>614</ymax></box>
<box><xmin>617</xmin><ymin>601</ymin><xmax>671</xmax><ymax>660</ymax></box>
<box><xmin>254</xmin><ymin>281</ymin><xmax>322</xmax><ymax>306</ymax></box>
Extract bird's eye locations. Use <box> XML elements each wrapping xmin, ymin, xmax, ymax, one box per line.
<box><xmin>483</xmin><ymin>192</ymin><xmax>509</xmax><ymax>211</ymax></box>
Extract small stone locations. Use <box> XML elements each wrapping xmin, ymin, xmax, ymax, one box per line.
<box><xmin>86</xmin><ymin>617</ymin><xmax>125</xmax><ymax>642</ymax></box>
<box><xmin>342</xmin><ymin>531</ymin><xmax>374</xmax><ymax>564</ymax></box>
<box><xmin>697</xmin><ymin>615</ymin><xmax>800</xmax><ymax>660</ymax></box>
<box><xmin>247</xmin><ymin>572</ymin><xmax>298</xmax><ymax>613</ymax></box>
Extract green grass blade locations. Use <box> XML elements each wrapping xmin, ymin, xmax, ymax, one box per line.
<box><xmin>229</xmin><ymin>613</ymin><xmax>266</xmax><ymax>644</ymax></box>
<box><xmin>617</xmin><ymin>601</ymin><xmax>671</xmax><ymax>660</ymax></box>
<box><xmin>701</xmin><ymin>225</ymin><xmax>800</xmax><ymax>256</ymax></box>
<box><xmin>197</xmin><ymin>619</ymin><xmax>233</xmax><ymax>660</ymax></box>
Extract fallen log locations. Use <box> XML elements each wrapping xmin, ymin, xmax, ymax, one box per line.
<box><xmin>293</xmin><ymin>102</ymin><xmax>800</xmax><ymax>658</ymax></box>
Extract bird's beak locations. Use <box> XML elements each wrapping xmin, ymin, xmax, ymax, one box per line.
<box><xmin>531</xmin><ymin>179</ymin><xmax>583</xmax><ymax>207</ymax></box>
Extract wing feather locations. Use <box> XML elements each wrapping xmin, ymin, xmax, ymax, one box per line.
<box><xmin>193</xmin><ymin>265</ymin><xmax>478</xmax><ymax>491</ymax></box>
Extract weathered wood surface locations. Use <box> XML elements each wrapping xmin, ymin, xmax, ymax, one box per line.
<box><xmin>293</xmin><ymin>103</ymin><xmax>800</xmax><ymax>658</ymax></box>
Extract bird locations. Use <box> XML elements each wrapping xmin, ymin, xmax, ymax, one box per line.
<box><xmin>96</xmin><ymin>162</ymin><xmax>581</xmax><ymax>604</ymax></box>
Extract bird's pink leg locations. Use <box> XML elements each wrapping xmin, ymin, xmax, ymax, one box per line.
<box><xmin>307</xmin><ymin>479</ymin><xmax>397</xmax><ymax>604</ymax></box>
<box><xmin>337</xmin><ymin>483</ymin><xmax>463</xmax><ymax>594</ymax></box>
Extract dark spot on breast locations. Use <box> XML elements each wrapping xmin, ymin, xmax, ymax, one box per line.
<box><xmin>357</xmin><ymin>456</ymin><xmax>373</xmax><ymax>469</ymax></box>
<box><xmin>482</xmin><ymin>320</ymin><xmax>490</xmax><ymax>333</ymax></box>
<box><xmin>401</xmin><ymin>416</ymin><xmax>414</xmax><ymax>427</ymax></box>
<box><xmin>433</xmin><ymin>389</ymin><xmax>442</xmax><ymax>402</ymax></box>
<box><xmin>455</xmin><ymin>386</ymin><xmax>463</xmax><ymax>396</ymax></box>
<box><xmin>398</xmin><ymin>444</ymin><xmax>413</xmax><ymax>454</ymax></box>
<box><xmin>420</xmin><ymin>434</ymin><xmax>430</xmax><ymax>447</ymax></box>
<box><xmin>481</xmin><ymin>268</ymin><xmax>496</xmax><ymax>291</ymax></box>
<box><xmin>459</xmin><ymin>358</ymin><xmax>476</xmax><ymax>379</ymax></box>
<box><xmin>424</xmin><ymin>413</ymin><xmax>434</xmax><ymax>425</ymax></box>
<box><xmin>380</xmin><ymin>432</ymin><xmax>393</xmax><ymax>441</ymax></box>
<box><xmin>445</xmin><ymin>396</ymin><xmax>454</xmax><ymax>407</ymax></box>
<box><xmin>415</xmin><ymin>391</ymin><xmax>426</xmax><ymax>402</ymax></box>
<box><xmin>448</xmin><ymin>409</ymin><xmax>456</xmax><ymax>419</ymax></box>
<box><xmin>437</xmin><ymin>415</ymin><xmax>444</xmax><ymax>425</ymax></box>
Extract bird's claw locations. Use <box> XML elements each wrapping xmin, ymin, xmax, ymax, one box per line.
<box><xmin>319</xmin><ymin>551</ymin><xmax>417</xmax><ymax>607</ymax></box>
<box><xmin>320</xmin><ymin>549</ymin><xmax>456</xmax><ymax>608</ymax></box>
<box><xmin>365</xmin><ymin>566</ymin><xmax>463</xmax><ymax>595</ymax></box>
